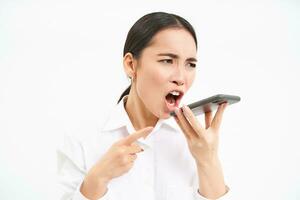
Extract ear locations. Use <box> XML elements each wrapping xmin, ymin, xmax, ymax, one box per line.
<box><xmin>123</xmin><ymin>52</ymin><xmax>137</xmax><ymax>79</ymax></box>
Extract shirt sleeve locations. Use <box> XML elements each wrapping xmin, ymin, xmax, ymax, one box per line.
<box><xmin>194</xmin><ymin>186</ymin><xmax>230</xmax><ymax>200</ymax></box>
<box><xmin>57</xmin><ymin>133</ymin><xmax>113</xmax><ymax>200</ymax></box>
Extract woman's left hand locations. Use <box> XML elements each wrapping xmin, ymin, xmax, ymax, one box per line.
<box><xmin>174</xmin><ymin>103</ymin><xmax>227</xmax><ymax>167</ymax></box>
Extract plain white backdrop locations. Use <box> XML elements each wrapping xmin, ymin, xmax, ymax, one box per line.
<box><xmin>0</xmin><ymin>0</ymin><xmax>299</xmax><ymax>199</ymax></box>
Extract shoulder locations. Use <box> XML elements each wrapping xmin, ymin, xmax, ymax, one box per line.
<box><xmin>56</xmin><ymin>105</ymin><xmax>113</xmax><ymax>159</ymax></box>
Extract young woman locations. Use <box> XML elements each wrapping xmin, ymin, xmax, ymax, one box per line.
<box><xmin>58</xmin><ymin>12</ymin><xmax>230</xmax><ymax>200</ymax></box>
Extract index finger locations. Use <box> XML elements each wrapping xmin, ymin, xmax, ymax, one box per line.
<box><xmin>121</xmin><ymin>127</ymin><xmax>153</xmax><ymax>145</ymax></box>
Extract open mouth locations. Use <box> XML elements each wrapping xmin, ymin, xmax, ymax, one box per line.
<box><xmin>165</xmin><ymin>90</ymin><xmax>184</xmax><ymax>110</ymax></box>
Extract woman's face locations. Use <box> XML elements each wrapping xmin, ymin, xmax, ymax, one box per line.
<box><xmin>135</xmin><ymin>28</ymin><xmax>197</xmax><ymax>119</ymax></box>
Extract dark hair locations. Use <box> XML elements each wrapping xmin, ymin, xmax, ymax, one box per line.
<box><xmin>117</xmin><ymin>12</ymin><xmax>198</xmax><ymax>104</ymax></box>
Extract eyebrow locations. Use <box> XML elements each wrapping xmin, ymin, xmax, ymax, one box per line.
<box><xmin>157</xmin><ymin>53</ymin><xmax>197</xmax><ymax>62</ymax></box>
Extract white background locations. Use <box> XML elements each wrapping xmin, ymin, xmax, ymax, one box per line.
<box><xmin>0</xmin><ymin>0</ymin><xmax>299</xmax><ymax>199</ymax></box>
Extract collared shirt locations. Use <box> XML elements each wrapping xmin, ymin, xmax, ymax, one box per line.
<box><xmin>57</xmin><ymin>96</ymin><xmax>230</xmax><ymax>200</ymax></box>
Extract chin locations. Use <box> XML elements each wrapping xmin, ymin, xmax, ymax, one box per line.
<box><xmin>158</xmin><ymin>111</ymin><xmax>172</xmax><ymax>120</ymax></box>
<box><xmin>153</xmin><ymin>106</ymin><xmax>172</xmax><ymax>120</ymax></box>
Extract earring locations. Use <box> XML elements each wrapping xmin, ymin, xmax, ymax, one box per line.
<box><xmin>131</xmin><ymin>73</ymin><xmax>136</xmax><ymax>81</ymax></box>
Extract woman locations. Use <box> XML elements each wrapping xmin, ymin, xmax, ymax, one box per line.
<box><xmin>58</xmin><ymin>12</ymin><xmax>230</xmax><ymax>200</ymax></box>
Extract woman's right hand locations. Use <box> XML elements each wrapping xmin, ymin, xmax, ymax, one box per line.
<box><xmin>80</xmin><ymin>127</ymin><xmax>153</xmax><ymax>199</ymax></box>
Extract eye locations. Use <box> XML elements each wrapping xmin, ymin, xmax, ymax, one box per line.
<box><xmin>188</xmin><ymin>63</ymin><xmax>197</xmax><ymax>68</ymax></box>
<box><xmin>159</xmin><ymin>59</ymin><xmax>173</xmax><ymax>64</ymax></box>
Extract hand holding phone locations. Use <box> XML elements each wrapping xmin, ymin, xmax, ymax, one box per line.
<box><xmin>170</xmin><ymin>94</ymin><xmax>240</xmax><ymax>117</ymax></box>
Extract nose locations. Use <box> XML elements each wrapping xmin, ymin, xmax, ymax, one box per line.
<box><xmin>172</xmin><ymin>80</ymin><xmax>184</xmax><ymax>86</ymax></box>
<box><xmin>171</xmin><ymin>66</ymin><xmax>185</xmax><ymax>86</ymax></box>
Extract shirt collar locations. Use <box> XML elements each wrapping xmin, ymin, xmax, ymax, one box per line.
<box><xmin>101</xmin><ymin>95</ymin><xmax>181</xmax><ymax>133</ymax></box>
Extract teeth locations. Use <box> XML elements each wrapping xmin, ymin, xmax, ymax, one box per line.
<box><xmin>170</xmin><ymin>91</ymin><xmax>180</xmax><ymax>96</ymax></box>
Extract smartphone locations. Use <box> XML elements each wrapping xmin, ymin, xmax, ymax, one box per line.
<box><xmin>170</xmin><ymin>94</ymin><xmax>241</xmax><ymax>116</ymax></box>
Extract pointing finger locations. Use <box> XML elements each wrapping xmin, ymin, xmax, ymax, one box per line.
<box><xmin>121</xmin><ymin>127</ymin><xmax>153</xmax><ymax>145</ymax></box>
<box><xmin>127</xmin><ymin>143</ymin><xmax>144</xmax><ymax>154</ymax></box>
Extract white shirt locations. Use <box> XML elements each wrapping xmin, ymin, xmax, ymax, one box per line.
<box><xmin>57</xmin><ymin>96</ymin><xmax>230</xmax><ymax>200</ymax></box>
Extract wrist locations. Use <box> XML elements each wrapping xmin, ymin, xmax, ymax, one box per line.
<box><xmin>196</xmin><ymin>155</ymin><xmax>220</xmax><ymax>169</ymax></box>
<box><xmin>80</xmin><ymin>175</ymin><xmax>109</xmax><ymax>199</ymax></box>
<box><xmin>196</xmin><ymin>157</ymin><xmax>227</xmax><ymax>199</ymax></box>
<box><xmin>90</xmin><ymin>164</ymin><xmax>112</xmax><ymax>184</ymax></box>
<box><xmin>87</xmin><ymin>169</ymin><xmax>110</xmax><ymax>187</ymax></box>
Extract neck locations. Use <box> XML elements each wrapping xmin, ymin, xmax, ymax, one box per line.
<box><xmin>125</xmin><ymin>85</ymin><xmax>158</xmax><ymax>131</ymax></box>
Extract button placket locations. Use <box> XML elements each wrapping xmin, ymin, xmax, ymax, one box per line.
<box><xmin>141</xmin><ymin>136</ymin><xmax>155</xmax><ymax>199</ymax></box>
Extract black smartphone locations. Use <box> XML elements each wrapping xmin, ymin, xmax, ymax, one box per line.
<box><xmin>170</xmin><ymin>94</ymin><xmax>241</xmax><ymax>116</ymax></box>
